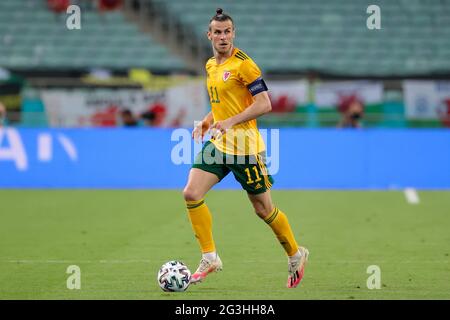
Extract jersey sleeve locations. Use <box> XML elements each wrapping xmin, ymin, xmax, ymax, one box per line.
<box><xmin>238</xmin><ymin>59</ymin><xmax>268</xmax><ymax>96</ymax></box>
<box><xmin>238</xmin><ymin>59</ymin><xmax>262</xmax><ymax>86</ymax></box>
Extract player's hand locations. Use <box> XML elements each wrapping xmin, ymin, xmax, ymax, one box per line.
<box><xmin>210</xmin><ymin>119</ymin><xmax>233</xmax><ymax>140</ymax></box>
<box><xmin>192</xmin><ymin>120</ymin><xmax>210</xmax><ymax>142</ymax></box>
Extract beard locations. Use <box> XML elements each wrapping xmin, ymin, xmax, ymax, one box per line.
<box><xmin>215</xmin><ymin>43</ymin><xmax>232</xmax><ymax>54</ymax></box>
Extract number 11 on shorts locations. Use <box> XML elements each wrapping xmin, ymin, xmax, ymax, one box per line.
<box><xmin>245</xmin><ymin>166</ymin><xmax>262</xmax><ymax>184</ymax></box>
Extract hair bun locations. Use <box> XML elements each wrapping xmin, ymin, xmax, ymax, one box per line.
<box><xmin>216</xmin><ymin>8</ymin><xmax>223</xmax><ymax>15</ymax></box>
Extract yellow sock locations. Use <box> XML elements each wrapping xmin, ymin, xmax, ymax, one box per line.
<box><xmin>264</xmin><ymin>207</ymin><xmax>299</xmax><ymax>256</ymax></box>
<box><xmin>186</xmin><ymin>199</ymin><xmax>215</xmax><ymax>253</ymax></box>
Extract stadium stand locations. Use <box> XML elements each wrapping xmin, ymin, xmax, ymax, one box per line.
<box><xmin>0</xmin><ymin>0</ymin><xmax>186</xmax><ymax>71</ymax></box>
<box><xmin>1</xmin><ymin>0</ymin><xmax>449</xmax><ymax>75</ymax></box>
<box><xmin>0</xmin><ymin>0</ymin><xmax>449</xmax><ymax>128</ymax></box>
<box><xmin>153</xmin><ymin>0</ymin><xmax>450</xmax><ymax>76</ymax></box>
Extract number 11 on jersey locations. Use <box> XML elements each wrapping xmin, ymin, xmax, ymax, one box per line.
<box><xmin>210</xmin><ymin>86</ymin><xmax>220</xmax><ymax>103</ymax></box>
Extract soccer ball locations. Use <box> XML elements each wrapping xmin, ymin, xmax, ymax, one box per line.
<box><xmin>157</xmin><ymin>260</ymin><xmax>191</xmax><ymax>292</ymax></box>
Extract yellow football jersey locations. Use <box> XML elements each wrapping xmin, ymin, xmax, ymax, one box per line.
<box><xmin>206</xmin><ymin>47</ymin><xmax>268</xmax><ymax>155</ymax></box>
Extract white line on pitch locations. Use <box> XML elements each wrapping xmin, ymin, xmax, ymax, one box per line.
<box><xmin>4</xmin><ymin>259</ymin><xmax>450</xmax><ymax>264</ymax></box>
<box><xmin>404</xmin><ymin>188</ymin><xmax>420</xmax><ymax>204</ymax></box>
<box><xmin>5</xmin><ymin>259</ymin><xmax>152</xmax><ymax>264</ymax></box>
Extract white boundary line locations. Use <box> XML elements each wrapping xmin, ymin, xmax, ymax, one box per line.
<box><xmin>3</xmin><ymin>259</ymin><xmax>449</xmax><ymax>264</ymax></box>
<box><xmin>4</xmin><ymin>259</ymin><xmax>153</xmax><ymax>264</ymax></box>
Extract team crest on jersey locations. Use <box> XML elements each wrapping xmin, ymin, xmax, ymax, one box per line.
<box><xmin>223</xmin><ymin>71</ymin><xmax>231</xmax><ymax>82</ymax></box>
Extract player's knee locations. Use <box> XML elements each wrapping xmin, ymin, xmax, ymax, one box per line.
<box><xmin>253</xmin><ymin>203</ymin><xmax>267</xmax><ymax>219</ymax></box>
<box><xmin>183</xmin><ymin>187</ymin><xmax>202</xmax><ymax>202</ymax></box>
<box><xmin>252</xmin><ymin>202</ymin><xmax>271</xmax><ymax>219</ymax></box>
<box><xmin>255</xmin><ymin>208</ymin><xmax>272</xmax><ymax>219</ymax></box>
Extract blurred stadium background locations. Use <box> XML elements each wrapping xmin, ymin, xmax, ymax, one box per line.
<box><xmin>1</xmin><ymin>0</ymin><xmax>450</xmax><ymax>300</ymax></box>
<box><xmin>1</xmin><ymin>0</ymin><xmax>450</xmax><ymax>128</ymax></box>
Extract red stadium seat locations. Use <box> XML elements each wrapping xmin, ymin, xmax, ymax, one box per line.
<box><xmin>47</xmin><ymin>0</ymin><xmax>69</xmax><ymax>13</ymax></box>
<box><xmin>98</xmin><ymin>0</ymin><xmax>123</xmax><ymax>11</ymax></box>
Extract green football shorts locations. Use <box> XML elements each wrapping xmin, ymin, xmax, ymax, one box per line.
<box><xmin>192</xmin><ymin>141</ymin><xmax>274</xmax><ymax>194</ymax></box>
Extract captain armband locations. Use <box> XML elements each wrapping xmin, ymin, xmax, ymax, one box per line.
<box><xmin>247</xmin><ymin>77</ymin><xmax>268</xmax><ymax>96</ymax></box>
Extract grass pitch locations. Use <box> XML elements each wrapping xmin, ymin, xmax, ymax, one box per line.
<box><xmin>0</xmin><ymin>189</ymin><xmax>449</xmax><ymax>300</ymax></box>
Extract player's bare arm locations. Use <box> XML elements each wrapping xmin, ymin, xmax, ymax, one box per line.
<box><xmin>211</xmin><ymin>91</ymin><xmax>272</xmax><ymax>135</ymax></box>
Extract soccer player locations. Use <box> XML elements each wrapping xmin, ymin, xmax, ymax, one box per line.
<box><xmin>183</xmin><ymin>8</ymin><xmax>309</xmax><ymax>288</ymax></box>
